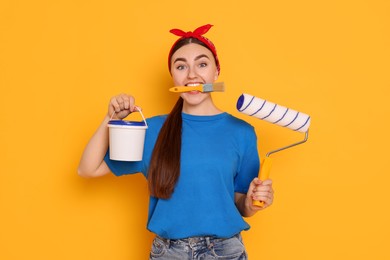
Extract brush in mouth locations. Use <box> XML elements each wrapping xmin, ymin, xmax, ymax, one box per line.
<box><xmin>185</xmin><ymin>83</ymin><xmax>203</xmax><ymax>93</ymax></box>
<box><xmin>185</xmin><ymin>83</ymin><xmax>202</xmax><ymax>87</ymax></box>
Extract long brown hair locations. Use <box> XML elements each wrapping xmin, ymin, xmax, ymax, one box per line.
<box><xmin>147</xmin><ymin>98</ymin><xmax>183</xmax><ymax>199</ymax></box>
<box><xmin>147</xmin><ymin>37</ymin><xmax>218</xmax><ymax>199</ymax></box>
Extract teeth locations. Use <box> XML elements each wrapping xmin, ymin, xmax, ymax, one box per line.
<box><xmin>186</xmin><ymin>83</ymin><xmax>201</xmax><ymax>87</ymax></box>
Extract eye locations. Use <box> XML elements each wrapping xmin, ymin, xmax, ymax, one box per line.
<box><xmin>199</xmin><ymin>62</ymin><xmax>208</xmax><ymax>68</ymax></box>
<box><xmin>176</xmin><ymin>64</ymin><xmax>186</xmax><ymax>70</ymax></box>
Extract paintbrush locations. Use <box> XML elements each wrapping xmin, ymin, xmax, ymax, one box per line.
<box><xmin>169</xmin><ymin>82</ymin><xmax>225</xmax><ymax>93</ymax></box>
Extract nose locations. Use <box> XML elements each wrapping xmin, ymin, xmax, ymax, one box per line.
<box><xmin>187</xmin><ymin>65</ymin><xmax>197</xmax><ymax>79</ymax></box>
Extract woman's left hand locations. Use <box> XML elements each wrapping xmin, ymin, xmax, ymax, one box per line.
<box><xmin>235</xmin><ymin>178</ymin><xmax>274</xmax><ymax>217</ymax></box>
<box><xmin>247</xmin><ymin>178</ymin><xmax>274</xmax><ymax>211</ymax></box>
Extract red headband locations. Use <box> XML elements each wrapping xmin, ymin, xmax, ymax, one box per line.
<box><xmin>168</xmin><ymin>24</ymin><xmax>220</xmax><ymax>74</ymax></box>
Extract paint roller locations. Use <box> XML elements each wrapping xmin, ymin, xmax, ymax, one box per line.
<box><xmin>236</xmin><ymin>93</ymin><xmax>311</xmax><ymax>207</ymax></box>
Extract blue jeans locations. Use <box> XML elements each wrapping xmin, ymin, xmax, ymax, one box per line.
<box><xmin>149</xmin><ymin>233</ymin><xmax>248</xmax><ymax>259</ymax></box>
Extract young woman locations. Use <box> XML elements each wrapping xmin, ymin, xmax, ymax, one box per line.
<box><xmin>78</xmin><ymin>24</ymin><xmax>274</xmax><ymax>259</ymax></box>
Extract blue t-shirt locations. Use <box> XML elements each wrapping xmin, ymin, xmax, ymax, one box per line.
<box><xmin>104</xmin><ymin>112</ymin><xmax>260</xmax><ymax>239</ymax></box>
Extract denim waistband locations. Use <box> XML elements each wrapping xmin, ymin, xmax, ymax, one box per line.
<box><xmin>156</xmin><ymin>233</ymin><xmax>241</xmax><ymax>249</ymax></box>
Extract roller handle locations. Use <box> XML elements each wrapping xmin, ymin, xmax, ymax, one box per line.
<box><xmin>253</xmin><ymin>157</ymin><xmax>272</xmax><ymax>207</ymax></box>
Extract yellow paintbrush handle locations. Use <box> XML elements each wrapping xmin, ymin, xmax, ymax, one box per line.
<box><xmin>253</xmin><ymin>157</ymin><xmax>272</xmax><ymax>207</ymax></box>
<box><xmin>169</xmin><ymin>85</ymin><xmax>203</xmax><ymax>93</ymax></box>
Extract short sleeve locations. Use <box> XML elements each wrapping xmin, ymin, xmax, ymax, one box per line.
<box><xmin>234</xmin><ymin>125</ymin><xmax>260</xmax><ymax>193</ymax></box>
<box><xmin>104</xmin><ymin>150</ymin><xmax>145</xmax><ymax>177</ymax></box>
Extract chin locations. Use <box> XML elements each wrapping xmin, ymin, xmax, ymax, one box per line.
<box><xmin>182</xmin><ymin>93</ymin><xmax>209</xmax><ymax>105</ymax></box>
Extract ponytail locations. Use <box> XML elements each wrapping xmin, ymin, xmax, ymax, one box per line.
<box><xmin>147</xmin><ymin>98</ymin><xmax>183</xmax><ymax>199</ymax></box>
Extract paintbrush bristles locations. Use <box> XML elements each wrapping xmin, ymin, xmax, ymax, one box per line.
<box><xmin>211</xmin><ymin>82</ymin><xmax>225</xmax><ymax>92</ymax></box>
<box><xmin>203</xmin><ymin>82</ymin><xmax>225</xmax><ymax>92</ymax></box>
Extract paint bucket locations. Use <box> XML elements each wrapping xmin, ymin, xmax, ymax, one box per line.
<box><xmin>107</xmin><ymin>108</ymin><xmax>148</xmax><ymax>161</ymax></box>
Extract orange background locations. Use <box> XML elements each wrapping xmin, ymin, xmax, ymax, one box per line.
<box><xmin>1</xmin><ymin>0</ymin><xmax>389</xmax><ymax>259</ymax></box>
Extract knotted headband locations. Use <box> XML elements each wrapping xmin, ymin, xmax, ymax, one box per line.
<box><xmin>168</xmin><ymin>24</ymin><xmax>220</xmax><ymax>74</ymax></box>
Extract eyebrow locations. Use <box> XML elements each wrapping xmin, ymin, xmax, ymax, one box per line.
<box><xmin>173</xmin><ymin>54</ymin><xmax>211</xmax><ymax>64</ymax></box>
<box><xmin>195</xmin><ymin>54</ymin><xmax>210</xmax><ymax>61</ymax></box>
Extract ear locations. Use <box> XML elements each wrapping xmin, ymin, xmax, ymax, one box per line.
<box><xmin>214</xmin><ymin>69</ymin><xmax>219</xmax><ymax>81</ymax></box>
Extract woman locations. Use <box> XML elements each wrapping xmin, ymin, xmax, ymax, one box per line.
<box><xmin>78</xmin><ymin>24</ymin><xmax>274</xmax><ymax>259</ymax></box>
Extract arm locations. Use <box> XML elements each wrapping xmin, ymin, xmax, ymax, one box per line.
<box><xmin>77</xmin><ymin>94</ymin><xmax>137</xmax><ymax>178</ymax></box>
<box><xmin>77</xmin><ymin>115</ymin><xmax>111</xmax><ymax>178</ymax></box>
<box><xmin>235</xmin><ymin>178</ymin><xmax>274</xmax><ymax>217</ymax></box>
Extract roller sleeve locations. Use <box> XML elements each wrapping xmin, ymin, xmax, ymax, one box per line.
<box><xmin>236</xmin><ymin>93</ymin><xmax>310</xmax><ymax>133</ymax></box>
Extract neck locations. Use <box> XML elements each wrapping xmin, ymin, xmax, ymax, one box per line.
<box><xmin>182</xmin><ymin>99</ymin><xmax>222</xmax><ymax>115</ymax></box>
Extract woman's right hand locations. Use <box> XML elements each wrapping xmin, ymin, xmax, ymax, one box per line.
<box><xmin>108</xmin><ymin>94</ymin><xmax>138</xmax><ymax>120</ymax></box>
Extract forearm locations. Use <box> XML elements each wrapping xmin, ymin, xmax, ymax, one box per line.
<box><xmin>235</xmin><ymin>193</ymin><xmax>258</xmax><ymax>218</ymax></box>
<box><xmin>78</xmin><ymin>115</ymin><xmax>111</xmax><ymax>177</ymax></box>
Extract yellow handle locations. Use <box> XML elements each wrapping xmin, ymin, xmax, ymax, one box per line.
<box><xmin>169</xmin><ymin>85</ymin><xmax>203</xmax><ymax>93</ymax></box>
<box><xmin>253</xmin><ymin>157</ymin><xmax>272</xmax><ymax>207</ymax></box>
